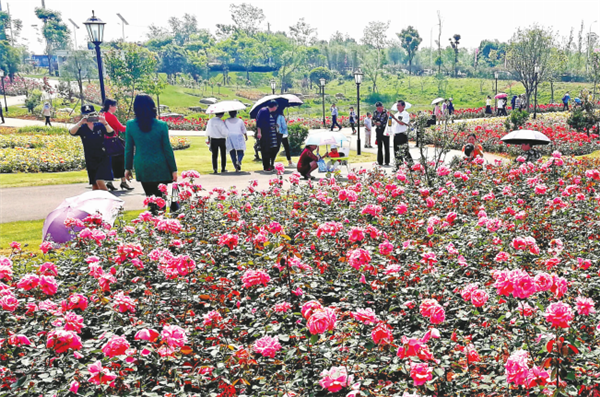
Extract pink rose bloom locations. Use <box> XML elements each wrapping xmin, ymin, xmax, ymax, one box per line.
<box><xmin>518</xmin><ymin>302</ymin><xmax>537</xmax><ymax>317</ymax></box>
<box><xmin>17</xmin><ymin>274</ymin><xmax>40</xmax><ymax>291</ymax></box>
<box><xmin>272</xmin><ymin>302</ymin><xmax>292</xmax><ymax>313</ymax></box>
<box><xmin>162</xmin><ymin>324</ymin><xmax>188</xmax><ymax>348</ymax></box>
<box><xmin>410</xmin><ymin>362</ymin><xmax>433</xmax><ymax>386</ymax></box>
<box><xmin>217</xmin><ymin>233</ymin><xmax>239</xmax><ymax>249</ymax></box>
<box><xmin>419</xmin><ymin>299</ymin><xmax>440</xmax><ymax>318</ymax></box>
<box><xmin>534</xmin><ymin>272</ymin><xmax>553</xmax><ymax>292</ymax></box>
<box><xmin>39</xmin><ymin>241</ymin><xmax>54</xmax><ymax>254</ymax></box>
<box><xmin>550</xmin><ymin>274</ymin><xmax>568</xmax><ymax>299</ymax></box>
<box><xmin>350</xmin><ymin>308</ymin><xmax>379</xmax><ymax>325</ymax></box>
<box><xmin>134</xmin><ymin>328</ymin><xmax>160</xmax><ymax>342</ymax></box>
<box><xmin>307</xmin><ymin>308</ymin><xmax>336</xmax><ymax>335</ymax></box>
<box><xmin>241</xmin><ymin>269</ymin><xmax>271</xmax><ymax>288</ymax></box>
<box><xmin>544</xmin><ymin>302</ymin><xmax>574</xmax><ymax>328</ymax></box>
<box><xmin>38</xmin><ymin>262</ymin><xmax>58</xmax><ymax>277</ymax></box>
<box><xmin>526</xmin><ymin>366</ymin><xmax>550</xmax><ymax>388</ymax></box>
<box><xmin>319</xmin><ymin>366</ymin><xmax>353</xmax><ymax>393</ymax></box>
<box><xmin>492</xmin><ymin>270</ymin><xmax>513</xmax><ymax>296</ymax></box>
<box><xmin>46</xmin><ymin>329</ymin><xmax>82</xmax><ymax>353</ymax></box>
<box><xmin>203</xmin><ymin>310</ymin><xmax>223</xmax><ymax>326</ymax></box>
<box><xmin>101</xmin><ymin>335</ymin><xmax>130</xmax><ymax>358</ymax></box>
<box><xmin>87</xmin><ymin>361</ymin><xmax>117</xmax><ymax>385</ymax></box>
<box><xmin>494</xmin><ymin>252</ymin><xmax>510</xmax><ymax>263</ymax></box>
<box><xmin>63</xmin><ymin>311</ymin><xmax>85</xmax><ymax>333</ymax></box>
<box><xmin>505</xmin><ymin>349</ymin><xmax>530</xmax><ymax>385</ymax></box>
<box><xmin>253</xmin><ymin>335</ymin><xmax>282</xmax><ymax>358</ymax></box>
<box><xmin>575</xmin><ymin>296</ymin><xmax>596</xmax><ymax>316</ymax></box>
<box><xmin>69</xmin><ymin>380</ymin><xmax>80</xmax><ymax>393</ymax></box>
<box><xmin>112</xmin><ymin>291</ymin><xmax>136</xmax><ymax>313</ymax></box>
<box><xmin>7</xmin><ymin>334</ymin><xmax>31</xmax><ymax>347</ymax></box>
<box><xmin>348</xmin><ymin>227</ymin><xmax>365</xmax><ymax>242</ymax></box>
<box><xmin>511</xmin><ymin>270</ymin><xmax>536</xmax><ymax>299</ymax></box>
<box><xmin>347</xmin><ymin>248</ymin><xmax>371</xmax><ymax>271</ymax></box>
<box><xmin>39</xmin><ymin>275</ymin><xmax>58</xmax><ymax>295</ymax></box>
<box><xmin>471</xmin><ymin>289</ymin><xmax>489</xmax><ymax>308</ymax></box>
<box><xmin>361</xmin><ymin>204</ymin><xmax>382</xmax><ymax>217</ymax></box>
<box><xmin>429</xmin><ymin>305</ymin><xmax>446</xmax><ymax>324</ymax></box>
<box><xmin>371</xmin><ymin>323</ymin><xmax>394</xmax><ymax>345</ymax></box>
<box><xmin>467</xmin><ymin>344</ymin><xmax>481</xmax><ymax>363</ymax></box>
<box><xmin>378</xmin><ymin>241</ymin><xmax>394</xmax><ymax>256</ymax></box>
<box><xmin>395</xmin><ymin>203</ymin><xmax>408</xmax><ymax>214</ymax></box>
<box><xmin>460</xmin><ymin>284</ymin><xmax>478</xmax><ymax>301</ymax></box>
<box><xmin>301</xmin><ymin>300</ymin><xmax>323</xmax><ymax>319</ymax></box>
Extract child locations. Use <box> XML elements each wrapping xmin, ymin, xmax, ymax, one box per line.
<box><xmin>364</xmin><ymin>112</ymin><xmax>372</xmax><ymax>148</ymax></box>
<box><xmin>349</xmin><ymin>107</ymin><xmax>357</xmax><ymax>134</ymax></box>
<box><xmin>324</xmin><ymin>144</ymin><xmax>345</xmax><ymax>172</ymax></box>
<box><xmin>297</xmin><ymin>145</ymin><xmax>319</xmax><ymax>180</ymax></box>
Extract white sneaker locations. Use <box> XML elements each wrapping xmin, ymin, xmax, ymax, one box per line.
<box><xmin>288</xmin><ymin>162</ymin><xmax>295</xmax><ymax>167</ymax></box>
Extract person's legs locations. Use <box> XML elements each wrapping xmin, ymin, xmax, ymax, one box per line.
<box><xmin>269</xmin><ymin>147</ymin><xmax>278</xmax><ymax>168</ymax></box>
<box><xmin>364</xmin><ymin>130</ymin><xmax>371</xmax><ymax>147</ymax></box>
<box><xmin>210</xmin><ymin>139</ymin><xmax>219</xmax><ymax>172</ymax></box>
<box><xmin>393</xmin><ymin>134</ymin><xmax>401</xmax><ymax>166</ymax></box>
<box><xmin>382</xmin><ymin>135</ymin><xmax>390</xmax><ymax>165</ymax></box>
<box><xmin>45</xmin><ymin>116</ymin><xmax>51</xmax><ymax>126</ymax></box>
<box><xmin>237</xmin><ymin>151</ymin><xmax>244</xmax><ymax>168</ymax></box>
<box><xmin>218</xmin><ymin>139</ymin><xmax>227</xmax><ymax>171</ymax></box>
<box><xmin>254</xmin><ymin>139</ymin><xmax>261</xmax><ymax>161</ymax></box>
<box><xmin>376</xmin><ymin>130</ymin><xmax>383</xmax><ymax>165</ymax></box>
<box><xmin>93</xmin><ymin>180</ymin><xmax>108</xmax><ymax>191</ymax></box>
<box><xmin>230</xmin><ymin>150</ymin><xmax>239</xmax><ymax>170</ymax></box>
<box><xmin>335</xmin><ymin>117</ymin><xmax>342</xmax><ymax>131</ymax></box>
<box><xmin>261</xmin><ymin>146</ymin><xmax>271</xmax><ymax>171</ymax></box>
<box><xmin>330</xmin><ymin>116</ymin><xmax>335</xmax><ymax>131</ymax></box>
<box><xmin>305</xmin><ymin>161</ymin><xmax>318</xmax><ymax>178</ymax></box>
<box><xmin>281</xmin><ymin>137</ymin><xmax>292</xmax><ymax>162</ymax></box>
<box><xmin>0</xmin><ymin>108</ymin><xmax>4</xmax><ymax>124</ymax></box>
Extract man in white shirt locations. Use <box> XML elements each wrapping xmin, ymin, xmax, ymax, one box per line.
<box><xmin>205</xmin><ymin>112</ymin><xmax>229</xmax><ymax>173</ymax></box>
<box><xmin>330</xmin><ymin>103</ymin><xmax>342</xmax><ymax>131</ymax></box>
<box><xmin>388</xmin><ymin>100</ymin><xmax>413</xmax><ymax>168</ymax></box>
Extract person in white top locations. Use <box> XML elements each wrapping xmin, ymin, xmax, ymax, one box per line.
<box><xmin>205</xmin><ymin>112</ymin><xmax>229</xmax><ymax>173</ymax></box>
<box><xmin>224</xmin><ymin>111</ymin><xmax>248</xmax><ymax>172</ymax></box>
<box><xmin>363</xmin><ymin>112</ymin><xmax>373</xmax><ymax>148</ymax></box>
<box><xmin>42</xmin><ymin>102</ymin><xmax>53</xmax><ymax>126</ymax></box>
<box><xmin>388</xmin><ymin>100</ymin><xmax>413</xmax><ymax>168</ymax></box>
<box><xmin>485</xmin><ymin>96</ymin><xmax>492</xmax><ymax>116</ymax></box>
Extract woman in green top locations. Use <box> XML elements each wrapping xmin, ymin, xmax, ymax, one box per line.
<box><xmin>124</xmin><ymin>94</ymin><xmax>178</xmax><ymax>212</ymax></box>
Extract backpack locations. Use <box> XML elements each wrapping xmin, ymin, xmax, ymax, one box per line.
<box><xmin>562</xmin><ymin>95</ymin><xmax>567</xmax><ymax>103</ymax></box>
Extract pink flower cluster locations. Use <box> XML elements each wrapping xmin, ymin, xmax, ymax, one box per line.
<box><xmin>492</xmin><ymin>269</ymin><xmax>568</xmax><ymax>299</ymax></box>
<box><xmin>241</xmin><ymin>269</ymin><xmax>271</xmax><ymax>288</ymax></box>
<box><xmin>419</xmin><ymin>299</ymin><xmax>446</xmax><ymax>324</ymax></box>
<box><xmin>505</xmin><ymin>349</ymin><xmax>550</xmax><ymax>388</ymax></box>
<box><xmin>253</xmin><ymin>335</ymin><xmax>282</xmax><ymax>358</ymax></box>
<box><xmin>319</xmin><ymin>366</ymin><xmax>354</xmax><ymax>392</ymax></box>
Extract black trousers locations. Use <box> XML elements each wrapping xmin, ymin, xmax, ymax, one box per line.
<box><xmin>330</xmin><ymin>115</ymin><xmax>341</xmax><ymax>131</ymax></box>
<box><xmin>110</xmin><ymin>154</ymin><xmax>125</xmax><ymax>179</ymax></box>
<box><xmin>376</xmin><ymin>128</ymin><xmax>390</xmax><ymax>165</ymax></box>
<box><xmin>261</xmin><ymin>146</ymin><xmax>279</xmax><ymax>170</ymax></box>
<box><xmin>281</xmin><ymin>137</ymin><xmax>291</xmax><ymax>161</ymax></box>
<box><xmin>563</xmin><ymin>102</ymin><xmax>569</xmax><ymax>111</ymax></box>
<box><xmin>393</xmin><ymin>133</ymin><xmax>413</xmax><ymax>167</ymax></box>
<box><xmin>210</xmin><ymin>138</ymin><xmax>227</xmax><ymax>171</ymax></box>
<box><xmin>45</xmin><ymin>116</ymin><xmax>52</xmax><ymax>126</ymax></box>
<box><xmin>0</xmin><ymin>107</ymin><xmax>4</xmax><ymax>123</ymax></box>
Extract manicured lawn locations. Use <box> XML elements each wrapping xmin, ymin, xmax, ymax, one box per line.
<box><xmin>0</xmin><ymin>209</ymin><xmax>144</xmax><ymax>254</ymax></box>
<box><xmin>0</xmin><ymin>137</ymin><xmax>377</xmax><ymax>188</ymax></box>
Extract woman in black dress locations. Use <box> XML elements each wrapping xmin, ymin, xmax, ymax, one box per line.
<box><xmin>69</xmin><ymin>104</ymin><xmax>114</xmax><ymax>191</ymax></box>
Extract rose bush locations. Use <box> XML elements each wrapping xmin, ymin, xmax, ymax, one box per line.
<box><xmin>2</xmin><ymin>153</ymin><xmax>600</xmax><ymax>396</ymax></box>
<box><xmin>425</xmin><ymin>112</ymin><xmax>600</xmax><ymax>157</ymax></box>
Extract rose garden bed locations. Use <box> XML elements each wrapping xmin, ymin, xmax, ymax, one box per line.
<box><xmin>1</xmin><ymin>154</ymin><xmax>600</xmax><ymax>396</ymax></box>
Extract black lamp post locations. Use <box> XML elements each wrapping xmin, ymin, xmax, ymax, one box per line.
<box><xmin>320</xmin><ymin>78</ymin><xmax>326</xmax><ymax>127</ymax></box>
<box><xmin>83</xmin><ymin>11</ymin><xmax>107</xmax><ymax>104</ymax></box>
<box><xmin>0</xmin><ymin>70</ymin><xmax>7</xmax><ymax>112</ymax></box>
<box><xmin>270</xmin><ymin>79</ymin><xmax>276</xmax><ymax>95</ymax></box>
<box><xmin>494</xmin><ymin>71</ymin><xmax>498</xmax><ymax>115</ymax></box>
<box><xmin>354</xmin><ymin>68</ymin><xmax>363</xmax><ymax>155</ymax></box>
<box><xmin>533</xmin><ymin>64</ymin><xmax>540</xmax><ymax>119</ymax></box>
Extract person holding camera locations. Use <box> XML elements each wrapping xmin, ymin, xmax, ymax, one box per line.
<box><xmin>462</xmin><ymin>134</ymin><xmax>484</xmax><ymax>162</ymax></box>
<box><xmin>69</xmin><ymin>104</ymin><xmax>114</xmax><ymax>191</ymax></box>
<box><xmin>372</xmin><ymin>101</ymin><xmax>390</xmax><ymax>166</ymax></box>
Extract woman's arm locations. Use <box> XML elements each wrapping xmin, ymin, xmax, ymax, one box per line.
<box><xmin>161</xmin><ymin>123</ymin><xmax>178</xmax><ymax>181</ymax></box>
<box><xmin>69</xmin><ymin>117</ymin><xmax>85</xmax><ymax>135</ymax></box>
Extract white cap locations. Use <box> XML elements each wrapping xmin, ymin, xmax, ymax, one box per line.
<box><xmin>331</xmin><ymin>144</ymin><xmax>338</xmax><ymax>149</ymax></box>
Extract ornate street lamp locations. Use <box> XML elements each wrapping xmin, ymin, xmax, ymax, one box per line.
<box><xmin>0</xmin><ymin>70</ymin><xmax>7</xmax><ymax>112</ymax></box>
<box><xmin>83</xmin><ymin>11</ymin><xmax>107</xmax><ymax>103</ymax></box>
<box><xmin>494</xmin><ymin>71</ymin><xmax>499</xmax><ymax>115</ymax></box>
<box><xmin>320</xmin><ymin>78</ymin><xmax>326</xmax><ymax>127</ymax></box>
<box><xmin>533</xmin><ymin>64</ymin><xmax>540</xmax><ymax>119</ymax></box>
<box><xmin>354</xmin><ymin>68</ymin><xmax>363</xmax><ymax>155</ymax></box>
<box><xmin>270</xmin><ymin>79</ymin><xmax>276</xmax><ymax>95</ymax></box>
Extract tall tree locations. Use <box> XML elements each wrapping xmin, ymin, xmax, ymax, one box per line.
<box><xmin>361</xmin><ymin>21</ymin><xmax>390</xmax><ymax>91</ymax></box>
<box><xmin>34</xmin><ymin>8</ymin><xmax>70</xmax><ymax>76</ymax></box>
<box><xmin>229</xmin><ymin>3</ymin><xmax>265</xmax><ymax>37</ymax></box>
<box><xmin>60</xmin><ymin>50</ymin><xmax>97</xmax><ymax>101</ymax></box>
<box><xmin>168</xmin><ymin>14</ymin><xmax>198</xmax><ymax>46</ymax></box>
<box><xmin>398</xmin><ymin>26</ymin><xmax>422</xmax><ymax>75</ymax></box>
<box><xmin>506</xmin><ymin>25</ymin><xmax>554</xmax><ymax>107</ymax></box>
<box><xmin>449</xmin><ymin>34</ymin><xmax>461</xmax><ymax>77</ymax></box>
<box><xmin>435</xmin><ymin>11</ymin><xmax>443</xmax><ymax>74</ymax></box>
<box><xmin>289</xmin><ymin>18</ymin><xmax>316</xmax><ymax>47</ymax></box>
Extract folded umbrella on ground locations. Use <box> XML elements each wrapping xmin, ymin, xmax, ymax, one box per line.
<box><xmin>42</xmin><ymin>191</ymin><xmax>124</xmax><ymax>244</ymax></box>
<box><xmin>500</xmin><ymin>129</ymin><xmax>551</xmax><ymax>146</ymax></box>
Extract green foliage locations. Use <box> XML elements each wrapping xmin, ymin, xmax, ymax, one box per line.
<box><xmin>16</xmin><ymin>126</ymin><xmax>68</xmax><ymax>135</ymax></box>
<box><xmin>398</xmin><ymin>26</ymin><xmax>422</xmax><ymax>74</ymax></box>
<box><xmin>34</xmin><ymin>7</ymin><xmax>70</xmax><ymax>74</ymax></box>
<box><xmin>504</xmin><ymin>109</ymin><xmax>530</xmax><ymax>131</ymax></box>
<box><xmin>24</xmin><ymin>90</ymin><xmax>42</xmax><ymax>113</ymax></box>
<box><xmin>308</xmin><ymin>67</ymin><xmax>334</xmax><ymax>86</ymax></box>
<box><xmin>566</xmin><ymin>93</ymin><xmax>600</xmax><ymax>133</ymax></box>
<box><xmin>287</xmin><ymin>122</ymin><xmax>309</xmax><ymax>156</ymax></box>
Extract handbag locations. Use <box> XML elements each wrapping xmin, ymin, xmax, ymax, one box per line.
<box><xmin>170</xmin><ymin>185</ymin><xmax>180</xmax><ymax>213</ymax></box>
<box><xmin>104</xmin><ymin>133</ymin><xmax>125</xmax><ymax>156</ymax></box>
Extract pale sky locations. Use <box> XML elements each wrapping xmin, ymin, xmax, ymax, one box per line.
<box><xmin>4</xmin><ymin>0</ymin><xmax>600</xmax><ymax>54</ymax></box>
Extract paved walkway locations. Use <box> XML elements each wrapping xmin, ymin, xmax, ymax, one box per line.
<box><xmin>0</xmin><ymin>112</ymin><xmax>508</xmax><ymax>223</ymax></box>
